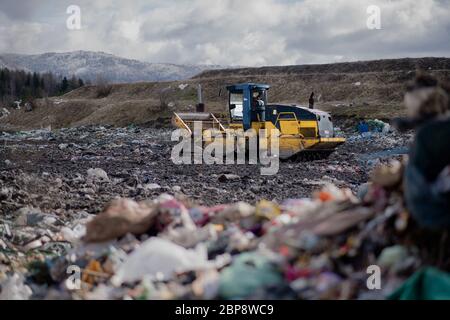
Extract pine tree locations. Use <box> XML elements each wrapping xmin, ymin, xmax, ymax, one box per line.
<box><xmin>61</xmin><ymin>77</ymin><xmax>69</xmax><ymax>93</ymax></box>
<box><xmin>69</xmin><ymin>75</ymin><xmax>78</xmax><ymax>90</ymax></box>
<box><xmin>32</xmin><ymin>72</ymin><xmax>40</xmax><ymax>96</ymax></box>
<box><xmin>0</xmin><ymin>68</ymin><xmax>85</xmax><ymax>102</ymax></box>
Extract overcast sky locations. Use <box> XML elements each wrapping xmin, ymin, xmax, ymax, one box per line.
<box><xmin>0</xmin><ymin>0</ymin><xmax>449</xmax><ymax>66</ymax></box>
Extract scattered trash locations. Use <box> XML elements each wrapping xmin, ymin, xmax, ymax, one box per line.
<box><xmin>0</xmin><ymin>166</ymin><xmax>448</xmax><ymax>300</ymax></box>
<box><xmin>84</xmin><ymin>198</ymin><xmax>156</xmax><ymax>243</ymax></box>
<box><xmin>192</xmin><ymin>269</ymin><xmax>220</xmax><ymax>299</ymax></box>
<box><xmin>219</xmin><ymin>252</ymin><xmax>284</xmax><ymax>299</ymax></box>
<box><xmin>389</xmin><ymin>267</ymin><xmax>450</xmax><ymax>300</ymax></box>
<box><xmin>377</xmin><ymin>245</ymin><xmax>409</xmax><ymax>272</ymax></box>
<box><xmin>211</xmin><ymin>201</ymin><xmax>255</xmax><ymax>224</ymax></box>
<box><xmin>24</xmin><ymin>102</ymin><xmax>33</xmax><ymax>112</ymax></box>
<box><xmin>0</xmin><ymin>274</ymin><xmax>33</xmax><ymax>300</ymax></box>
<box><xmin>0</xmin><ymin>108</ymin><xmax>10</xmax><ymax>119</ymax></box>
<box><xmin>60</xmin><ymin>224</ymin><xmax>86</xmax><ymax>243</ymax></box>
<box><xmin>371</xmin><ymin>160</ymin><xmax>404</xmax><ymax>188</ymax></box>
<box><xmin>13</xmin><ymin>100</ymin><xmax>22</xmax><ymax>109</ymax></box>
<box><xmin>255</xmin><ymin>199</ymin><xmax>281</xmax><ymax>220</ymax></box>
<box><xmin>367</xmin><ymin>119</ymin><xmax>390</xmax><ymax>133</ymax></box>
<box><xmin>87</xmin><ymin>168</ymin><xmax>109</xmax><ymax>182</ymax></box>
<box><xmin>82</xmin><ymin>260</ymin><xmax>108</xmax><ymax>285</ymax></box>
<box><xmin>218</xmin><ymin>174</ymin><xmax>241</xmax><ymax>182</ymax></box>
<box><xmin>357</xmin><ymin>119</ymin><xmax>390</xmax><ymax>134</ymax></box>
<box><xmin>144</xmin><ymin>183</ymin><xmax>161</xmax><ymax>190</ymax></box>
<box><xmin>357</xmin><ymin>121</ymin><xmax>369</xmax><ymax>134</ymax></box>
<box><xmin>112</xmin><ymin>237</ymin><xmax>210</xmax><ymax>285</ymax></box>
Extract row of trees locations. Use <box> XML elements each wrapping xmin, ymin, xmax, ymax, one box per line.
<box><xmin>0</xmin><ymin>68</ymin><xmax>87</xmax><ymax>107</ymax></box>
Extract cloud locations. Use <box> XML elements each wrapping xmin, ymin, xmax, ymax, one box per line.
<box><xmin>0</xmin><ymin>0</ymin><xmax>37</xmax><ymax>20</ymax></box>
<box><xmin>0</xmin><ymin>0</ymin><xmax>449</xmax><ymax>65</ymax></box>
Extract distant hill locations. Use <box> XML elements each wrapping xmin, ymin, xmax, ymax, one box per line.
<box><xmin>0</xmin><ymin>51</ymin><xmax>224</xmax><ymax>83</ymax></box>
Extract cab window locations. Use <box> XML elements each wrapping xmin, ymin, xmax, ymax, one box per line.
<box><xmin>229</xmin><ymin>92</ymin><xmax>243</xmax><ymax>120</ymax></box>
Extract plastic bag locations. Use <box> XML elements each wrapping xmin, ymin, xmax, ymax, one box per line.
<box><xmin>111</xmin><ymin>237</ymin><xmax>210</xmax><ymax>285</ymax></box>
<box><xmin>219</xmin><ymin>252</ymin><xmax>283</xmax><ymax>299</ymax></box>
<box><xmin>389</xmin><ymin>267</ymin><xmax>450</xmax><ymax>300</ymax></box>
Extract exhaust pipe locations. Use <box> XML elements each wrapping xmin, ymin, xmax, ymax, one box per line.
<box><xmin>196</xmin><ymin>84</ymin><xmax>205</xmax><ymax>112</ymax></box>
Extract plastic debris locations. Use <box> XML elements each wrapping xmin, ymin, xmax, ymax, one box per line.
<box><xmin>371</xmin><ymin>160</ymin><xmax>404</xmax><ymax>189</ymax></box>
<box><xmin>87</xmin><ymin>168</ymin><xmax>109</xmax><ymax>182</ymax></box>
<box><xmin>112</xmin><ymin>237</ymin><xmax>210</xmax><ymax>285</ymax></box>
<box><xmin>389</xmin><ymin>267</ymin><xmax>450</xmax><ymax>300</ymax></box>
<box><xmin>0</xmin><ymin>274</ymin><xmax>33</xmax><ymax>300</ymax></box>
<box><xmin>60</xmin><ymin>224</ymin><xmax>86</xmax><ymax>243</ymax></box>
<box><xmin>82</xmin><ymin>260</ymin><xmax>108</xmax><ymax>285</ymax></box>
<box><xmin>219</xmin><ymin>252</ymin><xmax>284</xmax><ymax>299</ymax></box>
<box><xmin>218</xmin><ymin>174</ymin><xmax>241</xmax><ymax>182</ymax></box>
<box><xmin>377</xmin><ymin>245</ymin><xmax>409</xmax><ymax>272</ymax></box>
<box><xmin>192</xmin><ymin>269</ymin><xmax>220</xmax><ymax>299</ymax></box>
<box><xmin>255</xmin><ymin>200</ymin><xmax>281</xmax><ymax>220</ymax></box>
<box><xmin>84</xmin><ymin>198</ymin><xmax>156</xmax><ymax>243</ymax></box>
<box><xmin>211</xmin><ymin>201</ymin><xmax>255</xmax><ymax>224</ymax></box>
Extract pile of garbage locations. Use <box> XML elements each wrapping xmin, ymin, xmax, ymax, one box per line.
<box><xmin>1</xmin><ymin>161</ymin><xmax>449</xmax><ymax>300</ymax></box>
<box><xmin>356</xmin><ymin>119</ymin><xmax>391</xmax><ymax>136</ymax></box>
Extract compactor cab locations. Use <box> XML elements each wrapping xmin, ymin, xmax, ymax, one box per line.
<box><xmin>227</xmin><ymin>83</ymin><xmax>270</xmax><ymax>130</ymax></box>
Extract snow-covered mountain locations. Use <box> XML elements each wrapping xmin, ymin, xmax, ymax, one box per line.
<box><xmin>0</xmin><ymin>51</ymin><xmax>224</xmax><ymax>83</ymax></box>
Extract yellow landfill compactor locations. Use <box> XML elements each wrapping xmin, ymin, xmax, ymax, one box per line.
<box><xmin>172</xmin><ymin>83</ymin><xmax>345</xmax><ymax>160</ymax></box>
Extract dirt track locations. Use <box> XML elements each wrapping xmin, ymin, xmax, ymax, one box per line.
<box><xmin>0</xmin><ymin>125</ymin><xmax>412</xmax><ymax>219</ymax></box>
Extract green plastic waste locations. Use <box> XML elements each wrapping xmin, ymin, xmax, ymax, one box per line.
<box><xmin>388</xmin><ymin>267</ymin><xmax>450</xmax><ymax>300</ymax></box>
<box><xmin>219</xmin><ymin>252</ymin><xmax>284</xmax><ymax>299</ymax></box>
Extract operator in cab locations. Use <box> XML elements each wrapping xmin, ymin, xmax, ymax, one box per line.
<box><xmin>252</xmin><ymin>91</ymin><xmax>266</xmax><ymax>127</ymax></box>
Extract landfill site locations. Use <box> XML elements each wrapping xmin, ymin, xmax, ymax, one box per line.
<box><xmin>1</xmin><ymin>57</ymin><xmax>450</xmax><ymax>301</ymax></box>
